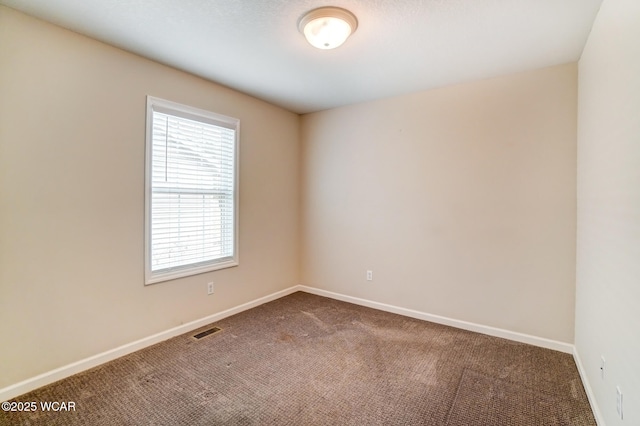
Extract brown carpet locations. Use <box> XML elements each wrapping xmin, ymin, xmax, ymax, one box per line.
<box><xmin>1</xmin><ymin>292</ymin><xmax>595</xmax><ymax>425</ymax></box>
<box><xmin>446</xmin><ymin>369</ymin><xmax>583</xmax><ymax>426</ymax></box>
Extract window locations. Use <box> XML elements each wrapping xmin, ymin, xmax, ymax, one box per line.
<box><xmin>145</xmin><ymin>96</ymin><xmax>239</xmax><ymax>284</ymax></box>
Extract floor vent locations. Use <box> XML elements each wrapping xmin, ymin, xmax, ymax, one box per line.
<box><xmin>193</xmin><ymin>327</ymin><xmax>222</xmax><ymax>340</ymax></box>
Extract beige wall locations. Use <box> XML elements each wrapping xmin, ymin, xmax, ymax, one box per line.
<box><xmin>301</xmin><ymin>63</ymin><xmax>577</xmax><ymax>343</ymax></box>
<box><xmin>0</xmin><ymin>6</ymin><xmax>300</xmax><ymax>388</ymax></box>
<box><xmin>576</xmin><ymin>0</ymin><xmax>640</xmax><ymax>423</ymax></box>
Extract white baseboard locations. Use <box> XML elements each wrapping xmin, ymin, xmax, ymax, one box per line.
<box><xmin>0</xmin><ymin>285</ymin><xmax>300</xmax><ymax>402</ymax></box>
<box><xmin>1</xmin><ymin>283</ymin><xmax>576</xmax><ymax>403</ymax></box>
<box><xmin>573</xmin><ymin>347</ymin><xmax>605</xmax><ymax>426</ymax></box>
<box><xmin>297</xmin><ymin>285</ymin><xmax>574</xmax><ymax>354</ymax></box>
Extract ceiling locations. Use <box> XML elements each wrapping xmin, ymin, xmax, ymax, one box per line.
<box><xmin>1</xmin><ymin>0</ymin><xmax>603</xmax><ymax>114</ymax></box>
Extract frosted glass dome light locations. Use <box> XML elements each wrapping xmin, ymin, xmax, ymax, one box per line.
<box><xmin>299</xmin><ymin>7</ymin><xmax>358</xmax><ymax>50</ymax></box>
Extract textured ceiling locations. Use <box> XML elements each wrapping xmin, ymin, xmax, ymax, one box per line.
<box><xmin>0</xmin><ymin>0</ymin><xmax>602</xmax><ymax>113</ymax></box>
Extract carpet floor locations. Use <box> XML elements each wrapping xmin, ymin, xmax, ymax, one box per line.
<box><xmin>1</xmin><ymin>292</ymin><xmax>596</xmax><ymax>425</ymax></box>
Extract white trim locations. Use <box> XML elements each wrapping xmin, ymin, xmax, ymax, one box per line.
<box><xmin>1</xmin><ymin>284</ymin><xmax>578</xmax><ymax>403</ymax></box>
<box><xmin>0</xmin><ymin>286</ymin><xmax>299</xmax><ymax>402</ymax></box>
<box><xmin>297</xmin><ymin>285</ymin><xmax>574</xmax><ymax>354</ymax></box>
<box><xmin>573</xmin><ymin>347</ymin><xmax>606</xmax><ymax>426</ymax></box>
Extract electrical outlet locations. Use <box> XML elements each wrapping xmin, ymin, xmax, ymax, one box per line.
<box><xmin>616</xmin><ymin>386</ymin><xmax>623</xmax><ymax>419</ymax></box>
<box><xmin>600</xmin><ymin>356</ymin><xmax>605</xmax><ymax>379</ymax></box>
<box><xmin>207</xmin><ymin>282</ymin><xmax>214</xmax><ymax>295</ymax></box>
<box><xmin>366</xmin><ymin>270</ymin><xmax>373</xmax><ymax>281</ymax></box>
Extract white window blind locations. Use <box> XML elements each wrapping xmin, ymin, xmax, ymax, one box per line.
<box><xmin>145</xmin><ymin>97</ymin><xmax>239</xmax><ymax>284</ymax></box>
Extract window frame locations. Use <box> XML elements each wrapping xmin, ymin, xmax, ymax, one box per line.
<box><xmin>144</xmin><ymin>96</ymin><xmax>239</xmax><ymax>285</ymax></box>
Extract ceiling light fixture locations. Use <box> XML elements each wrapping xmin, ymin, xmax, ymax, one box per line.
<box><xmin>298</xmin><ymin>7</ymin><xmax>358</xmax><ymax>50</ymax></box>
